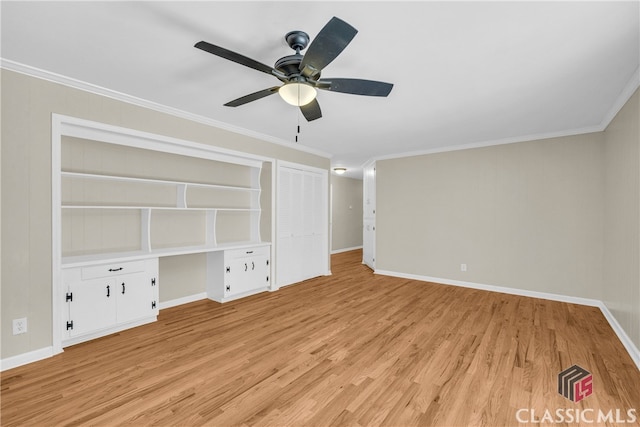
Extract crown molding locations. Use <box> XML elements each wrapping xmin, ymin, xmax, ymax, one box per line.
<box><xmin>599</xmin><ymin>66</ymin><xmax>640</xmax><ymax>131</ymax></box>
<box><xmin>3</xmin><ymin>58</ymin><xmax>637</xmax><ymax>167</ymax></box>
<box><xmin>370</xmin><ymin>124</ymin><xmax>605</xmax><ymax>163</ymax></box>
<box><xmin>0</xmin><ymin>58</ymin><xmax>332</xmax><ymax>159</ymax></box>
<box><xmin>367</xmin><ymin>67</ymin><xmax>640</xmax><ymax>164</ymax></box>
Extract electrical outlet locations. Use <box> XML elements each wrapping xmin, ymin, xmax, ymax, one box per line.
<box><xmin>460</xmin><ymin>264</ymin><xmax>467</xmax><ymax>272</ymax></box>
<box><xmin>12</xmin><ymin>318</ymin><xmax>27</xmax><ymax>335</ymax></box>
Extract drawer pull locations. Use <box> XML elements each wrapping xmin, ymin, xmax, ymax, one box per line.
<box><xmin>106</xmin><ymin>285</ymin><xmax>110</xmax><ymax>297</ymax></box>
<box><xmin>122</xmin><ymin>283</ymin><xmax>126</xmax><ymax>294</ymax></box>
<box><xmin>108</xmin><ymin>267</ymin><xmax>123</xmax><ymax>272</ymax></box>
<box><xmin>246</xmin><ymin>251</ymin><xmax>254</xmax><ymax>254</ymax></box>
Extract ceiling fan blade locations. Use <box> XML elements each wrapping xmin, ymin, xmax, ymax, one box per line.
<box><xmin>224</xmin><ymin>87</ymin><xmax>280</xmax><ymax>107</ymax></box>
<box><xmin>195</xmin><ymin>41</ymin><xmax>275</xmax><ymax>76</ymax></box>
<box><xmin>299</xmin><ymin>17</ymin><xmax>357</xmax><ymax>76</ymax></box>
<box><xmin>300</xmin><ymin>98</ymin><xmax>322</xmax><ymax>121</ymax></box>
<box><xmin>318</xmin><ymin>78</ymin><xmax>393</xmax><ymax>97</ymax></box>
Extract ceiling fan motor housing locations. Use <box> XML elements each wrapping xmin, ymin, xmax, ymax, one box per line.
<box><xmin>277</xmin><ymin>31</ymin><xmax>316</xmax><ymax>82</ymax></box>
<box><xmin>275</xmin><ymin>54</ymin><xmax>314</xmax><ymax>81</ymax></box>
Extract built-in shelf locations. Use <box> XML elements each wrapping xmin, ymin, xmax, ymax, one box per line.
<box><xmin>59</xmin><ymin>129</ymin><xmax>267</xmax><ymax>265</ymax></box>
<box><xmin>52</xmin><ymin>114</ymin><xmax>274</xmax><ymax>354</ymax></box>
<box><xmin>62</xmin><ymin>205</ymin><xmax>261</xmax><ymax>211</ymax></box>
<box><xmin>61</xmin><ymin>171</ymin><xmax>260</xmax><ymax>192</ymax></box>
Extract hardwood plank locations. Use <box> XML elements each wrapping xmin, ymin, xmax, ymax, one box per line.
<box><xmin>2</xmin><ymin>249</ymin><xmax>639</xmax><ymax>426</ymax></box>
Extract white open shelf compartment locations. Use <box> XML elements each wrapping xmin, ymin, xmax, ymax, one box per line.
<box><xmin>57</xmin><ymin>118</ymin><xmax>269</xmax><ymax>268</ymax></box>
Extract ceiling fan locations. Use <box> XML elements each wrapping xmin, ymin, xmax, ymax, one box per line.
<box><xmin>194</xmin><ymin>16</ymin><xmax>393</xmax><ymax>121</ymax></box>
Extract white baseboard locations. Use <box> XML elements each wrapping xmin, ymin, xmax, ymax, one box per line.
<box><xmin>331</xmin><ymin>246</ymin><xmax>363</xmax><ymax>254</ymax></box>
<box><xmin>6</xmin><ymin>278</ymin><xmax>637</xmax><ymax>372</ymax></box>
<box><xmin>1</xmin><ymin>346</ymin><xmax>54</xmax><ymax>372</ymax></box>
<box><xmin>375</xmin><ymin>269</ymin><xmax>640</xmax><ymax>370</ymax></box>
<box><xmin>209</xmin><ymin>287</ymin><xmax>270</xmax><ymax>303</ymax></box>
<box><xmin>159</xmin><ymin>292</ymin><xmax>207</xmax><ymax>310</ymax></box>
<box><xmin>598</xmin><ymin>302</ymin><xmax>640</xmax><ymax>370</ymax></box>
<box><xmin>3</xmin><ymin>293</ymin><xmax>208</xmax><ymax>371</ymax></box>
<box><xmin>375</xmin><ymin>269</ymin><xmax>602</xmax><ymax>306</ymax></box>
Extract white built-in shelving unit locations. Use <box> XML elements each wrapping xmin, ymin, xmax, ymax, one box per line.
<box><xmin>60</xmin><ymin>168</ymin><xmax>263</xmax><ymax>267</ymax></box>
<box><xmin>52</xmin><ymin>114</ymin><xmax>274</xmax><ymax>351</ymax></box>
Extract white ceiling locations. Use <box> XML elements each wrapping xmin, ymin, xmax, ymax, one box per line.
<box><xmin>2</xmin><ymin>1</ymin><xmax>639</xmax><ymax>178</ymax></box>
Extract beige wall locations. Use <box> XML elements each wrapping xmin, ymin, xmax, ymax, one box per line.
<box><xmin>377</xmin><ymin>90</ymin><xmax>640</xmax><ymax>353</ymax></box>
<box><xmin>331</xmin><ymin>175</ymin><xmax>363</xmax><ymax>252</ymax></box>
<box><xmin>1</xmin><ymin>69</ymin><xmax>329</xmax><ymax>360</ymax></box>
<box><xmin>603</xmin><ymin>89</ymin><xmax>639</xmax><ymax>350</ymax></box>
<box><xmin>377</xmin><ymin>133</ymin><xmax>605</xmax><ymax>299</ymax></box>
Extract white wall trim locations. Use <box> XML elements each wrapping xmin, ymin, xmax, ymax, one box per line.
<box><xmin>599</xmin><ymin>66</ymin><xmax>640</xmax><ymax>131</ymax></box>
<box><xmin>53</xmin><ymin>113</ymin><xmax>267</xmax><ymax>167</ymax></box>
<box><xmin>598</xmin><ymin>303</ymin><xmax>640</xmax><ymax>371</ymax></box>
<box><xmin>374</xmin><ymin>269</ymin><xmax>602</xmax><ymax>306</ymax></box>
<box><xmin>331</xmin><ymin>246</ymin><xmax>363</xmax><ymax>254</ymax></box>
<box><xmin>159</xmin><ymin>293</ymin><xmax>207</xmax><ymax>310</ymax></box>
<box><xmin>1</xmin><ymin>346</ymin><xmax>54</xmax><ymax>372</ymax></box>
<box><xmin>370</xmin><ymin>125</ymin><xmax>604</xmax><ymax>163</ymax></box>
<box><xmin>375</xmin><ymin>269</ymin><xmax>640</xmax><ymax>370</ymax></box>
<box><xmin>5</xmin><ymin>276</ymin><xmax>637</xmax><ymax>371</ymax></box>
<box><xmin>276</xmin><ymin>159</ymin><xmax>329</xmax><ymax>176</ymax></box>
<box><xmin>0</xmin><ymin>59</ymin><xmax>332</xmax><ymax>160</ymax></box>
<box><xmin>365</xmin><ymin>67</ymin><xmax>640</xmax><ymax>166</ymax></box>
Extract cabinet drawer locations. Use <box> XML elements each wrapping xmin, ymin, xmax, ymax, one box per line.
<box><xmin>81</xmin><ymin>260</ymin><xmax>147</xmax><ymax>280</ymax></box>
<box><xmin>225</xmin><ymin>246</ymin><xmax>269</xmax><ymax>260</ymax></box>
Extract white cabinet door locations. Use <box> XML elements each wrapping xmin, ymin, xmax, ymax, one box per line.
<box><xmin>244</xmin><ymin>254</ymin><xmax>269</xmax><ymax>293</ymax></box>
<box><xmin>223</xmin><ymin>247</ymin><xmax>270</xmax><ymax>298</ymax></box>
<box><xmin>68</xmin><ymin>278</ymin><xmax>117</xmax><ymax>338</ymax></box>
<box><xmin>115</xmin><ymin>271</ymin><xmax>156</xmax><ymax>324</ymax></box>
<box><xmin>63</xmin><ymin>258</ymin><xmax>158</xmax><ymax>345</ymax></box>
<box><xmin>225</xmin><ymin>257</ymin><xmax>254</xmax><ymax>296</ymax></box>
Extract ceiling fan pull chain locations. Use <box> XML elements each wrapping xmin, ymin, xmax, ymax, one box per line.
<box><xmin>295</xmin><ymin>109</ymin><xmax>301</xmax><ymax>143</ymax></box>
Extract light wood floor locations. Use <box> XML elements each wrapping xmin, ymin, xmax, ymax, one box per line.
<box><xmin>2</xmin><ymin>250</ymin><xmax>639</xmax><ymax>426</ymax></box>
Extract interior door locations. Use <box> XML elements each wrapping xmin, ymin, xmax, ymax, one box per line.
<box><xmin>362</xmin><ymin>162</ymin><xmax>376</xmax><ymax>270</ymax></box>
<box><xmin>276</xmin><ymin>163</ymin><xmax>328</xmax><ymax>287</ymax></box>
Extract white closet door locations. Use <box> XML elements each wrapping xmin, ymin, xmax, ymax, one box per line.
<box><xmin>277</xmin><ymin>164</ymin><xmax>328</xmax><ymax>287</ymax></box>
<box><xmin>307</xmin><ymin>172</ymin><xmax>325</xmax><ymax>277</ymax></box>
<box><xmin>277</xmin><ymin>167</ymin><xmax>296</xmax><ymax>287</ymax></box>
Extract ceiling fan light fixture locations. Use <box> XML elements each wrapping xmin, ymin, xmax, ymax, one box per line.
<box><xmin>334</xmin><ymin>167</ymin><xmax>347</xmax><ymax>175</ymax></box>
<box><xmin>279</xmin><ymin>82</ymin><xmax>317</xmax><ymax>106</ymax></box>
